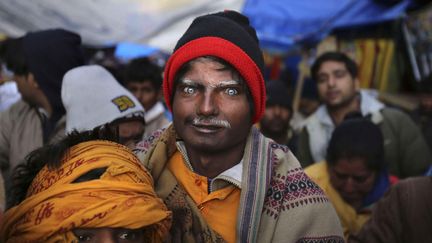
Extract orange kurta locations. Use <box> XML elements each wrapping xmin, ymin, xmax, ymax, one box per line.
<box><xmin>168</xmin><ymin>151</ymin><xmax>240</xmax><ymax>243</ymax></box>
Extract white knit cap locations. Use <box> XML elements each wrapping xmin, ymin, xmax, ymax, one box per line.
<box><xmin>62</xmin><ymin>65</ymin><xmax>145</xmax><ymax>133</ymax></box>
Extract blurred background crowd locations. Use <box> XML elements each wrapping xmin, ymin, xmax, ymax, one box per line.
<box><xmin>0</xmin><ymin>0</ymin><xmax>432</xmax><ymax>242</ymax></box>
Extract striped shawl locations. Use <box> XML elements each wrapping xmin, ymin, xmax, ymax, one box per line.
<box><xmin>134</xmin><ymin>125</ymin><xmax>344</xmax><ymax>243</ymax></box>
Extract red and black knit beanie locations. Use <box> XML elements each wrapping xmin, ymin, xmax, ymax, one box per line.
<box><xmin>163</xmin><ymin>10</ymin><xmax>266</xmax><ymax>123</ymax></box>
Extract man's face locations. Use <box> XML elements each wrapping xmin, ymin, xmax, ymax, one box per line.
<box><xmin>111</xmin><ymin>120</ymin><xmax>145</xmax><ymax>149</ymax></box>
<box><xmin>260</xmin><ymin>104</ymin><xmax>291</xmax><ymax>135</ymax></box>
<box><xmin>13</xmin><ymin>73</ymin><xmax>47</xmax><ymax>106</ymax></box>
<box><xmin>14</xmin><ymin>74</ymin><xmax>37</xmax><ymax>104</ymax></box>
<box><xmin>73</xmin><ymin>227</ymin><xmax>147</xmax><ymax>243</ymax></box>
<box><xmin>329</xmin><ymin>157</ymin><xmax>376</xmax><ymax>210</ymax></box>
<box><xmin>172</xmin><ymin>57</ymin><xmax>252</xmax><ymax>153</ymax></box>
<box><xmin>126</xmin><ymin>81</ymin><xmax>159</xmax><ymax>111</ymax></box>
<box><xmin>316</xmin><ymin>61</ymin><xmax>359</xmax><ymax>108</ymax></box>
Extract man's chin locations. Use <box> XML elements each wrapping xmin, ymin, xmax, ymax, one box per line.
<box><xmin>267</xmin><ymin>128</ymin><xmax>285</xmax><ymax>135</ymax></box>
<box><xmin>327</xmin><ymin>101</ymin><xmax>347</xmax><ymax>110</ymax></box>
<box><xmin>342</xmin><ymin>195</ymin><xmax>362</xmax><ymax>204</ymax></box>
<box><xmin>190</xmin><ymin>141</ymin><xmax>223</xmax><ymax>154</ymax></box>
<box><xmin>268</xmin><ymin>124</ymin><xmax>288</xmax><ymax>134</ymax></box>
<box><xmin>326</xmin><ymin>98</ymin><xmax>342</xmax><ymax>106</ymax></box>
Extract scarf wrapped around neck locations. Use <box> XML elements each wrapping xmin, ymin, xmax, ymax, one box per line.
<box><xmin>0</xmin><ymin>140</ymin><xmax>171</xmax><ymax>243</ymax></box>
<box><xmin>135</xmin><ymin>125</ymin><xmax>344</xmax><ymax>243</ymax></box>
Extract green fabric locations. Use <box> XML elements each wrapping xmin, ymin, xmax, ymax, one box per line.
<box><xmin>297</xmin><ymin>107</ymin><xmax>432</xmax><ymax>178</ymax></box>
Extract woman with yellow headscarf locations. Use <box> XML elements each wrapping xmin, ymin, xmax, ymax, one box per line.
<box><xmin>1</xmin><ymin>128</ymin><xmax>172</xmax><ymax>243</ymax></box>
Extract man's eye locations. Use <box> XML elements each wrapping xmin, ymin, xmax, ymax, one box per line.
<box><xmin>334</xmin><ymin>70</ymin><xmax>348</xmax><ymax>78</ymax></box>
<box><xmin>317</xmin><ymin>76</ymin><xmax>327</xmax><ymax>83</ymax></box>
<box><xmin>118</xmin><ymin>230</ymin><xmax>143</xmax><ymax>240</ymax></box>
<box><xmin>225</xmin><ymin>88</ymin><xmax>238</xmax><ymax>96</ymax></box>
<box><xmin>353</xmin><ymin>175</ymin><xmax>370</xmax><ymax>183</ymax></box>
<box><xmin>335</xmin><ymin>172</ymin><xmax>348</xmax><ymax>180</ymax></box>
<box><xmin>183</xmin><ymin>86</ymin><xmax>196</xmax><ymax>95</ymax></box>
<box><xmin>76</xmin><ymin>234</ymin><xmax>92</xmax><ymax>242</ymax></box>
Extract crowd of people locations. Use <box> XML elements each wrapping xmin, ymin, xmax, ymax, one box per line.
<box><xmin>0</xmin><ymin>9</ymin><xmax>430</xmax><ymax>243</ymax></box>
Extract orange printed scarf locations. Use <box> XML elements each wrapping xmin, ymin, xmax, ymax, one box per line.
<box><xmin>1</xmin><ymin>140</ymin><xmax>171</xmax><ymax>243</ymax></box>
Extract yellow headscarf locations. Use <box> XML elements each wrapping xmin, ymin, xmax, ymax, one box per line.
<box><xmin>1</xmin><ymin>140</ymin><xmax>172</xmax><ymax>243</ymax></box>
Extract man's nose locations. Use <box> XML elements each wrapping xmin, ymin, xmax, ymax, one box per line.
<box><xmin>197</xmin><ymin>91</ymin><xmax>218</xmax><ymax>116</ymax></box>
<box><xmin>327</xmin><ymin>76</ymin><xmax>337</xmax><ymax>87</ymax></box>
<box><xmin>96</xmin><ymin>233</ymin><xmax>116</xmax><ymax>243</ymax></box>
<box><xmin>273</xmin><ymin>105</ymin><xmax>283</xmax><ymax>116</ymax></box>
<box><xmin>343</xmin><ymin>178</ymin><xmax>355</xmax><ymax>193</ymax></box>
<box><xmin>99</xmin><ymin>239</ymin><xmax>116</xmax><ymax>243</ymax></box>
<box><xmin>136</xmin><ymin>90</ymin><xmax>145</xmax><ymax>100</ymax></box>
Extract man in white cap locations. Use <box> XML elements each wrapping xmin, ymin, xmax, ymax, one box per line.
<box><xmin>62</xmin><ymin>65</ymin><xmax>145</xmax><ymax>148</ymax></box>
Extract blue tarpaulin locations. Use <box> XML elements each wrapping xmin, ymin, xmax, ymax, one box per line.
<box><xmin>242</xmin><ymin>0</ymin><xmax>412</xmax><ymax>52</ymax></box>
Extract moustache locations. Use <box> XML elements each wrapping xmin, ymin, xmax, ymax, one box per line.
<box><xmin>192</xmin><ymin>117</ymin><xmax>231</xmax><ymax>129</ymax></box>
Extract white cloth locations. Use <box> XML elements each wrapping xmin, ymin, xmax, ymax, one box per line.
<box><xmin>145</xmin><ymin>101</ymin><xmax>165</xmax><ymax>124</ymax></box>
<box><xmin>0</xmin><ymin>81</ymin><xmax>21</xmax><ymax>112</ymax></box>
<box><xmin>305</xmin><ymin>90</ymin><xmax>385</xmax><ymax>162</ymax></box>
<box><xmin>62</xmin><ymin>65</ymin><xmax>145</xmax><ymax>133</ymax></box>
<box><xmin>143</xmin><ymin>101</ymin><xmax>171</xmax><ymax>137</ymax></box>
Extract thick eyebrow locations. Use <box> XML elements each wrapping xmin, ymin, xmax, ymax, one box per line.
<box><xmin>333</xmin><ymin>69</ymin><xmax>347</xmax><ymax>74</ymax></box>
<box><xmin>179</xmin><ymin>79</ymin><xmax>197</xmax><ymax>86</ymax></box>
<box><xmin>318</xmin><ymin>69</ymin><xmax>346</xmax><ymax>76</ymax></box>
<box><xmin>217</xmin><ymin>80</ymin><xmax>240</xmax><ymax>86</ymax></box>
<box><xmin>179</xmin><ymin>79</ymin><xmax>240</xmax><ymax>88</ymax></box>
<box><xmin>316</xmin><ymin>73</ymin><xmax>328</xmax><ymax>79</ymax></box>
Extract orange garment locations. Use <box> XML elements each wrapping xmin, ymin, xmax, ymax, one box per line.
<box><xmin>1</xmin><ymin>140</ymin><xmax>171</xmax><ymax>243</ymax></box>
<box><xmin>168</xmin><ymin>151</ymin><xmax>240</xmax><ymax>243</ymax></box>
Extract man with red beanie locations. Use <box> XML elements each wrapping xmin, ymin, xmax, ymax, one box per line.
<box><xmin>135</xmin><ymin>10</ymin><xmax>343</xmax><ymax>243</ymax></box>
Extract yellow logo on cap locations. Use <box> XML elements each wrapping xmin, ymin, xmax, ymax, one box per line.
<box><xmin>111</xmin><ymin>95</ymin><xmax>136</xmax><ymax>112</ymax></box>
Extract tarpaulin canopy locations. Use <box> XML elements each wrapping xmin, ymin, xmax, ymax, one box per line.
<box><xmin>0</xmin><ymin>0</ymin><xmax>244</xmax><ymax>53</ymax></box>
<box><xmin>242</xmin><ymin>0</ymin><xmax>412</xmax><ymax>52</ymax></box>
<box><xmin>0</xmin><ymin>0</ymin><xmax>412</xmax><ymax>54</ymax></box>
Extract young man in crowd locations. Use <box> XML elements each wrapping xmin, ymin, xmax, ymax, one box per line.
<box><xmin>259</xmin><ymin>80</ymin><xmax>298</xmax><ymax>154</ymax></box>
<box><xmin>297</xmin><ymin>51</ymin><xmax>432</xmax><ymax>178</ymax></box>
<box><xmin>62</xmin><ymin>65</ymin><xmax>145</xmax><ymax>148</ymax></box>
<box><xmin>135</xmin><ymin>10</ymin><xmax>344</xmax><ymax>243</ymax></box>
<box><xmin>0</xmin><ymin>29</ymin><xmax>84</xmax><ymax>186</ymax></box>
<box><xmin>123</xmin><ymin>57</ymin><xmax>171</xmax><ymax>137</ymax></box>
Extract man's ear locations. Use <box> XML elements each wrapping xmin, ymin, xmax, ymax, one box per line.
<box><xmin>26</xmin><ymin>73</ymin><xmax>39</xmax><ymax>88</ymax></box>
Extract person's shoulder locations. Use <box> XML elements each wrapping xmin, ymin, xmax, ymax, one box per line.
<box><xmin>381</xmin><ymin>106</ymin><xmax>409</xmax><ymax>116</ymax></box>
<box><xmin>380</xmin><ymin>107</ymin><xmax>418</xmax><ymax>123</ymax></box>
<box><xmin>301</xmin><ymin>106</ymin><xmax>328</xmax><ymax>132</ymax></box>
<box><xmin>380</xmin><ymin>177</ymin><xmax>432</xmax><ymax>210</ymax></box>
<box><xmin>266</xmin><ymin>149</ymin><xmax>332</xmax><ymax>209</ymax></box>
<box><xmin>134</xmin><ymin>127</ymin><xmax>167</xmax><ymax>153</ymax></box>
<box><xmin>268</xmin><ymin>142</ymin><xmax>325</xmax><ymax>188</ymax></box>
<box><xmin>0</xmin><ymin>100</ymin><xmax>31</xmax><ymax>121</ymax></box>
<box><xmin>2</xmin><ymin>99</ymin><xmax>28</xmax><ymax>112</ymax></box>
<box><xmin>267</xmin><ymin>140</ymin><xmax>300</xmax><ymax>168</ymax></box>
<box><xmin>49</xmin><ymin>116</ymin><xmax>67</xmax><ymax>143</ymax></box>
<box><xmin>380</xmin><ymin>107</ymin><xmax>418</xmax><ymax>127</ymax></box>
<box><xmin>393</xmin><ymin>176</ymin><xmax>432</xmax><ymax>191</ymax></box>
<box><xmin>303</xmin><ymin>110</ymin><xmax>320</xmax><ymax>125</ymax></box>
<box><xmin>304</xmin><ymin>161</ymin><xmax>327</xmax><ymax>177</ymax></box>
